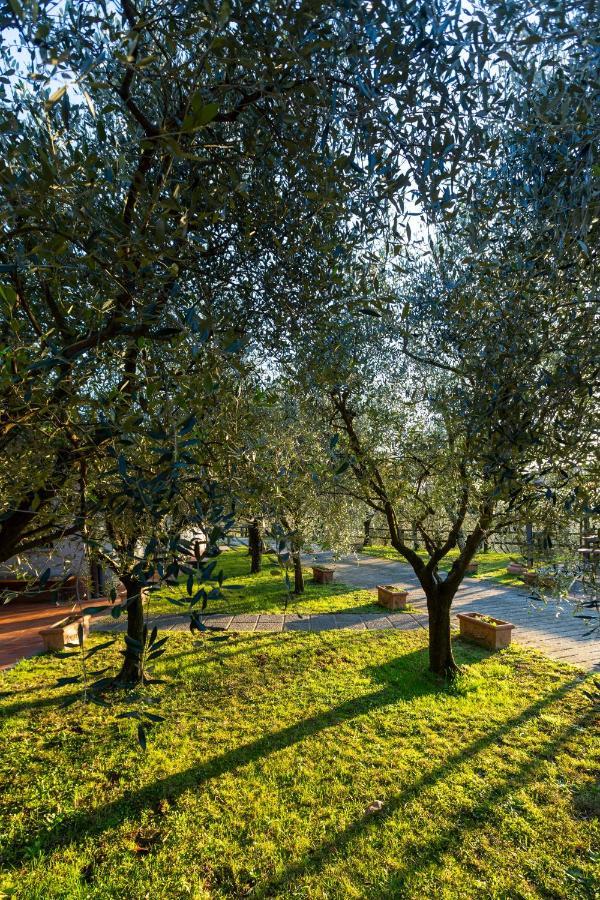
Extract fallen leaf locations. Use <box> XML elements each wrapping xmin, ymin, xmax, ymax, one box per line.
<box><xmin>364</xmin><ymin>800</ymin><xmax>385</xmax><ymax>815</ymax></box>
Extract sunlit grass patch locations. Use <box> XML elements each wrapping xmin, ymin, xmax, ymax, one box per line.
<box><xmin>0</xmin><ymin>627</ymin><xmax>598</xmax><ymax>899</ymax></box>
<box><xmin>148</xmin><ymin>546</ymin><xmax>381</xmax><ymax>617</ymax></box>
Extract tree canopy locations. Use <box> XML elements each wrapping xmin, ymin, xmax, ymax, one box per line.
<box><xmin>1</xmin><ymin>0</ymin><xmax>597</xmax><ymax>686</ymax></box>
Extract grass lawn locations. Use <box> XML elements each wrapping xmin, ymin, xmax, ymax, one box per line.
<box><xmin>146</xmin><ymin>547</ymin><xmax>381</xmax><ymax>618</ymax></box>
<box><xmin>0</xmin><ymin>627</ymin><xmax>598</xmax><ymax>899</ymax></box>
<box><xmin>363</xmin><ymin>546</ymin><xmax>529</xmax><ymax>588</ymax></box>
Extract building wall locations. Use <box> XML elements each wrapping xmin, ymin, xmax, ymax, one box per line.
<box><xmin>0</xmin><ymin>535</ymin><xmax>86</xmax><ymax>579</ymax></box>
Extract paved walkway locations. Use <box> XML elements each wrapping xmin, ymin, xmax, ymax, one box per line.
<box><xmin>94</xmin><ymin>554</ymin><xmax>599</xmax><ymax>672</ymax></box>
<box><xmin>311</xmin><ymin>554</ymin><xmax>600</xmax><ymax>671</ymax></box>
<box><xmin>97</xmin><ymin>609</ymin><xmax>430</xmax><ymax>635</ymax></box>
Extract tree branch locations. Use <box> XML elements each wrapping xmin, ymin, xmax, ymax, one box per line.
<box><xmin>401</xmin><ymin>335</ymin><xmax>463</xmax><ymax>376</ymax></box>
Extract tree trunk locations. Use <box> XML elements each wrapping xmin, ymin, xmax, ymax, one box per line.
<box><xmin>425</xmin><ymin>588</ymin><xmax>458</xmax><ymax>677</ymax></box>
<box><xmin>293</xmin><ymin>553</ymin><xmax>304</xmax><ymax>594</ymax></box>
<box><xmin>248</xmin><ymin>519</ymin><xmax>262</xmax><ymax>574</ymax></box>
<box><xmin>363</xmin><ymin>517</ymin><xmax>372</xmax><ymax>548</ymax></box>
<box><xmin>116</xmin><ymin>574</ymin><xmax>145</xmax><ymax>685</ymax></box>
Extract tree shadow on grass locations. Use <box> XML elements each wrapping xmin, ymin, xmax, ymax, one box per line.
<box><xmin>380</xmin><ymin>704</ymin><xmax>598</xmax><ymax>898</ymax></box>
<box><xmin>0</xmin><ymin>636</ymin><xmax>483</xmax><ymax>717</ymax></box>
<box><xmin>158</xmin><ymin>631</ymin><xmax>287</xmax><ymax>671</ymax></box>
<box><xmin>0</xmin><ymin>689</ymin><xmax>81</xmax><ymax>718</ymax></box>
<box><xmin>5</xmin><ymin>647</ymin><xmax>446</xmax><ymax>865</ymax></box>
<box><xmin>255</xmin><ymin>677</ymin><xmax>591</xmax><ymax>898</ymax></box>
<box><xmin>4</xmin><ymin>649</ymin><xmax>585</xmax><ymax>878</ymax></box>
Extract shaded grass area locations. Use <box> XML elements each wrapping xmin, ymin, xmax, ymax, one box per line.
<box><xmin>1</xmin><ymin>628</ymin><xmax>598</xmax><ymax>899</ymax></box>
<box><xmin>363</xmin><ymin>545</ymin><xmax>529</xmax><ymax>588</ymax></box>
<box><xmin>147</xmin><ymin>546</ymin><xmax>381</xmax><ymax>617</ymax></box>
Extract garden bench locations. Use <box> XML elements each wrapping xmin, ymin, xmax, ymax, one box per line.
<box><xmin>0</xmin><ymin>575</ymin><xmax>85</xmax><ymax>603</ymax></box>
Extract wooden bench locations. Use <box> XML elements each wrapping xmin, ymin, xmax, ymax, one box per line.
<box><xmin>0</xmin><ymin>576</ymin><xmax>86</xmax><ymax>603</ymax></box>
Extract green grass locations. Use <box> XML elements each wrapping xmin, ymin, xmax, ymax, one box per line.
<box><xmin>146</xmin><ymin>547</ymin><xmax>381</xmax><ymax>617</ymax></box>
<box><xmin>363</xmin><ymin>546</ymin><xmax>529</xmax><ymax>588</ymax></box>
<box><xmin>0</xmin><ymin>628</ymin><xmax>598</xmax><ymax>899</ymax></box>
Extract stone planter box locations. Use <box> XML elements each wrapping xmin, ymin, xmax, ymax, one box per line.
<box><xmin>520</xmin><ymin>571</ymin><xmax>556</xmax><ymax>590</ymax></box>
<box><xmin>377</xmin><ymin>584</ymin><xmax>408</xmax><ymax>610</ymax></box>
<box><xmin>312</xmin><ymin>566</ymin><xmax>334</xmax><ymax>585</ymax></box>
<box><xmin>465</xmin><ymin>562</ymin><xmax>479</xmax><ymax>575</ymax></box>
<box><xmin>39</xmin><ymin>615</ymin><xmax>91</xmax><ymax>652</ymax></box>
<box><xmin>457</xmin><ymin>612</ymin><xmax>514</xmax><ymax>650</ymax></box>
<box><xmin>520</xmin><ymin>570</ymin><xmax>537</xmax><ymax>586</ymax></box>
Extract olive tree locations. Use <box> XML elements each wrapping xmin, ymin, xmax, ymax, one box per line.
<box><xmin>1</xmin><ymin>0</ymin><xmax>541</xmax><ymax>563</ymax></box>
<box><xmin>206</xmin><ymin>379</ymin><xmax>367</xmax><ymax>590</ymax></box>
<box><xmin>294</xmin><ymin>207</ymin><xmax>597</xmax><ymax>676</ymax></box>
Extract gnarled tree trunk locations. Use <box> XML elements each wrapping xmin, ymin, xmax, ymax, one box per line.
<box><xmin>116</xmin><ymin>573</ymin><xmax>144</xmax><ymax>685</ymax></box>
<box><xmin>425</xmin><ymin>587</ymin><xmax>457</xmax><ymax>677</ymax></box>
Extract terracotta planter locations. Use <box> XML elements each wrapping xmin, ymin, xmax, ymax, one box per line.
<box><xmin>39</xmin><ymin>615</ymin><xmax>91</xmax><ymax>652</ymax></box>
<box><xmin>520</xmin><ymin>571</ymin><xmax>556</xmax><ymax>589</ymax></box>
<box><xmin>457</xmin><ymin>612</ymin><xmax>514</xmax><ymax>650</ymax></box>
<box><xmin>520</xmin><ymin>570</ymin><xmax>537</xmax><ymax>586</ymax></box>
<box><xmin>465</xmin><ymin>562</ymin><xmax>479</xmax><ymax>575</ymax></box>
<box><xmin>507</xmin><ymin>562</ymin><xmax>527</xmax><ymax>575</ymax></box>
<box><xmin>377</xmin><ymin>584</ymin><xmax>408</xmax><ymax>610</ymax></box>
<box><xmin>312</xmin><ymin>566</ymin><xmax>334</xmax><ymax>584</ymax></box>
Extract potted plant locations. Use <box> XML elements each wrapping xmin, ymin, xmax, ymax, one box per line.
<box><xmin>312</xmin><ymin>565</ymin><xmax>335</xmax><ymax>584</ymax></box>
<box><xmin>377</xmin><ymin>584</ymin><xmax>409</xmax><ymax>610</ymax></box>
<box><xmin>39</xmin><ymin>614</ymin><xmax>91</xmax><ymax>652</ymax></box>
<box><xmin>506</xmin><ymin>559</ymin><xmax>528</xmax><ymax>575</ymax></box>
<box><xmin>457</xmin><ymin>612</ymin><xmax>514</xmax><ymax>650</ymax></box>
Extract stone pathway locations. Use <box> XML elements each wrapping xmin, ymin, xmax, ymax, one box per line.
<box><xmin>310</xmin><ymin>553</ymin><xmax>600</xmax><ymax>671</ymax></box>
<box><xmin>96</xmin><ymin>609</ymin><xmax>429</xmax><ymax>635</ymax></box>
<box><xmin>93</xmin><ymin>553</ymin><xmax>600</xmax><ymax>672</ymax></box>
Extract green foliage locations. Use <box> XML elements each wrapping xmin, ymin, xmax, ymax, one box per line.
<box><xmin>3</xmin><ymin>0</ymin><xmax>589</xmax><ymax>566</ymax></box>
